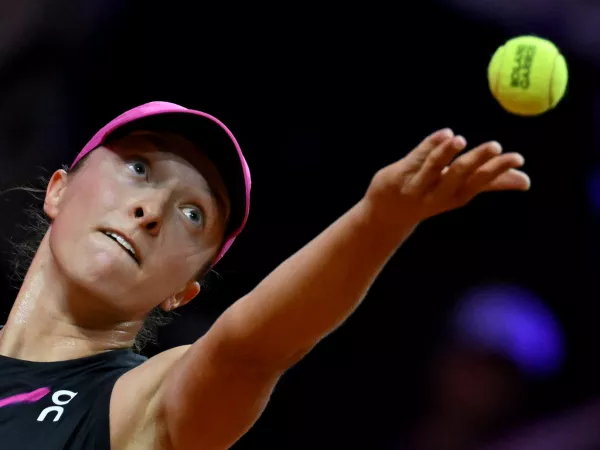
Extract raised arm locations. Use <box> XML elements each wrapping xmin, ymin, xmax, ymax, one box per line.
<box><xmin>160</xmin><ymin>129</ymin><xmax>530</xmax><ymax>450</ymax></box>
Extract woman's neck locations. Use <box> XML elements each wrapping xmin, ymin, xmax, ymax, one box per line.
<box><xmin>0</xmin><ymin>234</ymin><xmax>143</xmax><ymax>362</ymax></box>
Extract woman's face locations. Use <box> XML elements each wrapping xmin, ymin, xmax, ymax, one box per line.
<box><xmin>44</xmin><ymin>130</ymin><xmax>230</xmax><ymax>319</ymax></box>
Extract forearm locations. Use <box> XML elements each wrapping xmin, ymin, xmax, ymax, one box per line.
<box><xmin>218</xmin><ymin>198</ymin><xmax>416</xmax><ymax>368</ymax></box>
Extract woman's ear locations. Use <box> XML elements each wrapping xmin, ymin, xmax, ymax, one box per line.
<box><xmin>160</xmin><ymin>281</ymin><xmax>201</xmax><ymax>312</ymax></box>
<box><xmin>43</xmin><ymin>169</ymin><xmax>69</xmax><ymax>220</ymax></box>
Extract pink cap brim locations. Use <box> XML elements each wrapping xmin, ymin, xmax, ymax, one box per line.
<box><xmin>72</xmin><ymin>101</ymin><xmax>251</xmax><ymax>264</ymax></box>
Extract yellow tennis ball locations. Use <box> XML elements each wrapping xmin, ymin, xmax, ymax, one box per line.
<box><xmin>488</xmin><ymin>36</ymin><xmax>568</xmax><ymax>116</ymax></box>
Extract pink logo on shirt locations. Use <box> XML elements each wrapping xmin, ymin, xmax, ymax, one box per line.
<box><xmin>0</xmin><ymin>387</ymin><xmax>50</xmax><ymax>409</ymax></box>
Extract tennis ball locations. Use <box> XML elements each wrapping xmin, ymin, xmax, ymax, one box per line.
<box><xmin>488</xmin><ymin>36</ymin><xmax>568</xmax><ymax>116</ymax></box>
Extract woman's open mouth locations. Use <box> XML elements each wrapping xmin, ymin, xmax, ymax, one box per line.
<box><xmin>102</xmin><ymin>231</ymin><xmax>140</xmax><ymax>265</ymax></box>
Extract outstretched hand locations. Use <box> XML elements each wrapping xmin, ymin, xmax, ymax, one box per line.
<box><xmin>365</xmin><ymin>128</ymin><xmax>530</xmax><ymax>225</ymax></box>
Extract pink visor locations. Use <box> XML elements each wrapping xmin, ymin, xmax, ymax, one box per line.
<box><xmin>71</xmin><ymin>101</ymin><xmax>251</xmax><ymax>264</ymax></box>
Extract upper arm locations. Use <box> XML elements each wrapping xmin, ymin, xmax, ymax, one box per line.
<box><xmin>158</xmin><ymin>323</ymin><xmax>283</xmax><ymax>450</ymax></box>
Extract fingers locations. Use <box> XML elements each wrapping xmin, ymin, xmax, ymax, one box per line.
<box><xmin>466</xmin><ymin>152</ymin><xmax>524</xmax><ymax>189</ymax></box>
<box><xmin>481</xmin><ymin>168</ymin><xmax>530</xmax><ymax>192</ymax></box>
<box><xmin>455</xmin><ymin>154</ymin><xmax>527</xmax><ymax>204</ymax></box>
<box><xmin>411</xmin><ymin>135</ymin><xmax>467</xmax><ymax>189</ymax></box>
<box><xmin>403</xmin><ymin>131</ymin><xmax>530</xmax><ymax>207</ymax></box>
<box><xmin>437</xmin><ymin>141</ymin><xmax>503</xmax><ymax>195</ymax></box>
<box><xmin>409</xmin><ymin>128</ymin><xmax>455</xmax><ymax>165</ymax></box>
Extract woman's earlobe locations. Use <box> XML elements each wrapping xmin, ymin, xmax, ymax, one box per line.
<box><xmin>177</xmin><ymin>281</ymin><xmax>201</xmax><ymax>308</ymax></box>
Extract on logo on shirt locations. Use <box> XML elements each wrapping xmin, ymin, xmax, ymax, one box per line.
<box><xmin>37</xmin><ymin>390</ymin><xmax>78</xmax><ymax>422</ymax></box>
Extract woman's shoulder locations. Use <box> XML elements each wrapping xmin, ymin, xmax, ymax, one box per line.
<box><xmin>114</xmin><ymin>345</ymin><xmax>191</xmax><ymax>398</ymax></box>
<box><xmin>109</xmin><ymin>346</ymin><xmax>191</xmax><ymax>450</ymax></box>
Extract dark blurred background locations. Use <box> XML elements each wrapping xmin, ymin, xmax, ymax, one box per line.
<box><xmin>0</xmin><ymin>1</ymin><xmax>599</xmax><ymax>449</ymax></box>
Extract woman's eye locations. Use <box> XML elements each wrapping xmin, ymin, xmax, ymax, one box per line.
<box><xmin>181</xmin><ymin>206</ymin><xmax>204</xmax><ymax>225</ymax></box>
<box><xmin>126</xmin><ymin>160</ymin><xmax>148</xmax><ymax>177</ymax></box>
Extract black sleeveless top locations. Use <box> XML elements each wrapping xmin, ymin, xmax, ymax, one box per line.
<box><xmin>0</xmin><ymin>349</ymin><xmax>146</xmax><ymax>450</ymax></box>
